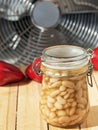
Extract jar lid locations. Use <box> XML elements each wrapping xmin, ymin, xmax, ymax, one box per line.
<box><xmin>41</xmin><ymin>45</ymin><xmax>90</xmax><ymax>70</ymax></box>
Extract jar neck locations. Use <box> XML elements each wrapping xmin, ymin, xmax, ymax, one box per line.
<box><xmin>41</xmin><ymin>45</ymin><xmax>90</xmax><ymax>70</ymax></box>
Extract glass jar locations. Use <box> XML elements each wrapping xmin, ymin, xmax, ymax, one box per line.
<box><xmin>39</xmin><ymin>45</ymin><xmax>93</xmax><ymax>128</ymax></box>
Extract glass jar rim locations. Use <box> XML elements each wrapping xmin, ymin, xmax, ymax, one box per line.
<box><xmin>41</xmin><ymin>45</ymin><xmax>91</xmax><ymax>70</ymax></box>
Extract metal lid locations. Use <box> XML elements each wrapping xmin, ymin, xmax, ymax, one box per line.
<box><xmin>31</xmin><ymin>1</ymin><xmax>60</xmax><ymax>29</ymax></box>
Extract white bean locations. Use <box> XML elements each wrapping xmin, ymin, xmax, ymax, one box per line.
<box><xmin>60</xmin><ymin>91</ymin><xmax>67</xmax><ymax>96</ymax></box>
<box><xmin>64</xmin><ymin>102</ymin><xmax>71</xmax><ymax>109</ymax></box>
<box><xmin>47</xmin><ymin>102</ymin><xmax>53</xmax><ymax>108</ymax></box>
<box><xmin>71</xmin><ymin>101</ymin><xmax>77</xmax><ymax>107</ymax></box>
<box><xmin>64</xmin><ymin>93</ymin><xmax>70</xmax><ymax>99</ymax></box>
<box><xmin>57</xmin><ymin>110</ymin><xmax>67</xmax><ymax>116</ymax></box>
<box><xmin>69</xmin><ymin>107</ymin><xmax>76</xmax><ymax>116</ymax></box>
<box><xmin>58</xmin><ymin>116</ymin><xmax>70</xmax><ymax>123</ymax></box>
<box><xmin>49</xmin><ymin>78</ymin><xmax>59</xmax><ymax>83</ymax></box>
<box><xmin>47</xmin><ymin>96</ymin><xmax>55</xmax><ymax>103</ymax></box>
<box><xmin>62</xmin><ymin>80</ymin><xmax>75</xmax><ymax>88</ymax></box>
<box><xmin>49</xmin><ymin>81</ymin><xmax>62</xmax><ymax>88</ymax></box>
<box><xmin>70</xmin><ymin>115</ymin><xmax>79</xmax><ymax>121</ymax></box>
<box><xmin>54</xmin><ymin>101</ymin><xmax>63</xmax><ymax>109</ymax></box>
<box><xmin>77</xmin><ymin>97</ymin><xmax>87</xmax><ymax>105</ymax></box>
<box><xmin>49</xmin><ymin>112</ymin><xmax>56</xmax><ymax>118</ymax></box>
<box><xmin>43</xmin><ymin>107</ymin><xmax>50</xmax><ymax>117</ymax></box>
<box><xmin>56</xmin><ymin>96</ymin><xmax>66</xmax><ymax>105</ymax></box>
<box><xmin>75</xmin><ymin>80</ymin><xmax>83</xmax><ymax>91</ymax></box>
<box><xmin>77</xmin><ymin>103</ymin><xmax>85</xmax><ymax>109</ymax></box>
<box><xmin>67</xmin><ymin>98</ymin><xmax>74</xmax><ymax>103</ymax></box>
<box><xmin>59</xmin><ymin>85</ymin><xmax>66</xmax><ymax>91</ymax></box>
<box><xmin>76</xmin><ymin>88</ymin><xmax>82</xmax><ymax>99</ymax></box>
<box><xmin>67</xmin><ymin>88</ymin><xmax>75</xmax><ymax>94</ymax></box>
<box><xmin>50</xmin><ymin>90</ymin><xmax>60</xmax><ymax>98</ymax></box>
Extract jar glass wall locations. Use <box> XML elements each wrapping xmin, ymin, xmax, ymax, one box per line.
<box><xmin>39</xmin><ymin>45</ymin><xmax>91</xmax><ymax>128</ymax></box>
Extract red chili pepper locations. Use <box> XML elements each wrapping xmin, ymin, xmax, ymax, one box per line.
<box><xmin>25</xmin><ymin>57</ymin><xmax>42</xmax><ymax>83</ymax></box>
<box><xmin>91</xmin><ymin>47</ymin><xmax>98</xmax><ymax>70</ymax></box>
<box><xmin>0</xmin><ymin>61</ymin><xmax>25</xmax><ymax>86</ymax></box>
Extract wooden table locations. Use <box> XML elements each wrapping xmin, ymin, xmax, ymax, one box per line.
<box><xmin>0</xmin><ymin>69</ymin><xmax>98</xmax><ymax>130</ymax></box>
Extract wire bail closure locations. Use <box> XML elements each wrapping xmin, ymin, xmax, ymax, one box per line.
<box><xmin>32</xmin><ymin>58</ymin><xmax>42</xmax><ymax>75</ymax></box>
<box><xmin>87</xmin><ymin>63</ymin><xmax>93</xmax><ymax>87</ymax></box>
<box><xmin>87</xmin><ymin>48</ymin><xmax>93</xmax><ymax>87</ymax></box>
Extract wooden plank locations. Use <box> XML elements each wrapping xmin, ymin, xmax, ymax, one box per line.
<box><xmin>93</xmin><ymin>70</ymin><xmax>98</xmax><ymax>88</ymax></box>
<box><xmin>17</xmin><ymin>80</ymin><xmax>47</xmax><ymax>130</ymax></box>
<box><xmin>81</xmin><ymin>72</ymin><xmax>98</xmax><ymax>130</ymax></box>
<box><xmin>0</xmin><ymin>83</ymin><xmax>18</xmax><ymax>130</ymax></box>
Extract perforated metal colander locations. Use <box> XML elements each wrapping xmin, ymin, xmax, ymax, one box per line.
<box><xmin>0</xmin><ymin>0</ymin><xmax>98</xmax><ymax>65</ymax></box>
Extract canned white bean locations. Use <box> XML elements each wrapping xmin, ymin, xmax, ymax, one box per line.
<box><xmin>39</xmin><ymin>45</ymin><xmax>93</xmax><ymax>128</ymax></box>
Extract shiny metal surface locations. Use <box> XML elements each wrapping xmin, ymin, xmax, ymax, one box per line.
<box><xmin>58</xmin><ymin>0</ymin><xmax>98</xmax><ymax>14</ymax></box>
<box><xmin>0</xmin><ymin>0</ymin><xmax>98</xmax><ymax>65</ymax></box>
<box><xmin>57</xmin><ymin>13</ymin><xmax>98</xmax><ymax>48</ymax></box>
<box><xmin>31</xmin><ymin>1</ymin><xmax>60</xmax><ymax>28</ymax></box>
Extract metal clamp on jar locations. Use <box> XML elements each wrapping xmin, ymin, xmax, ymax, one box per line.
<box><xmin>39</xmin><ymin>45</ymin><xmax>93</xmax><ymax>128</ymax></box>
